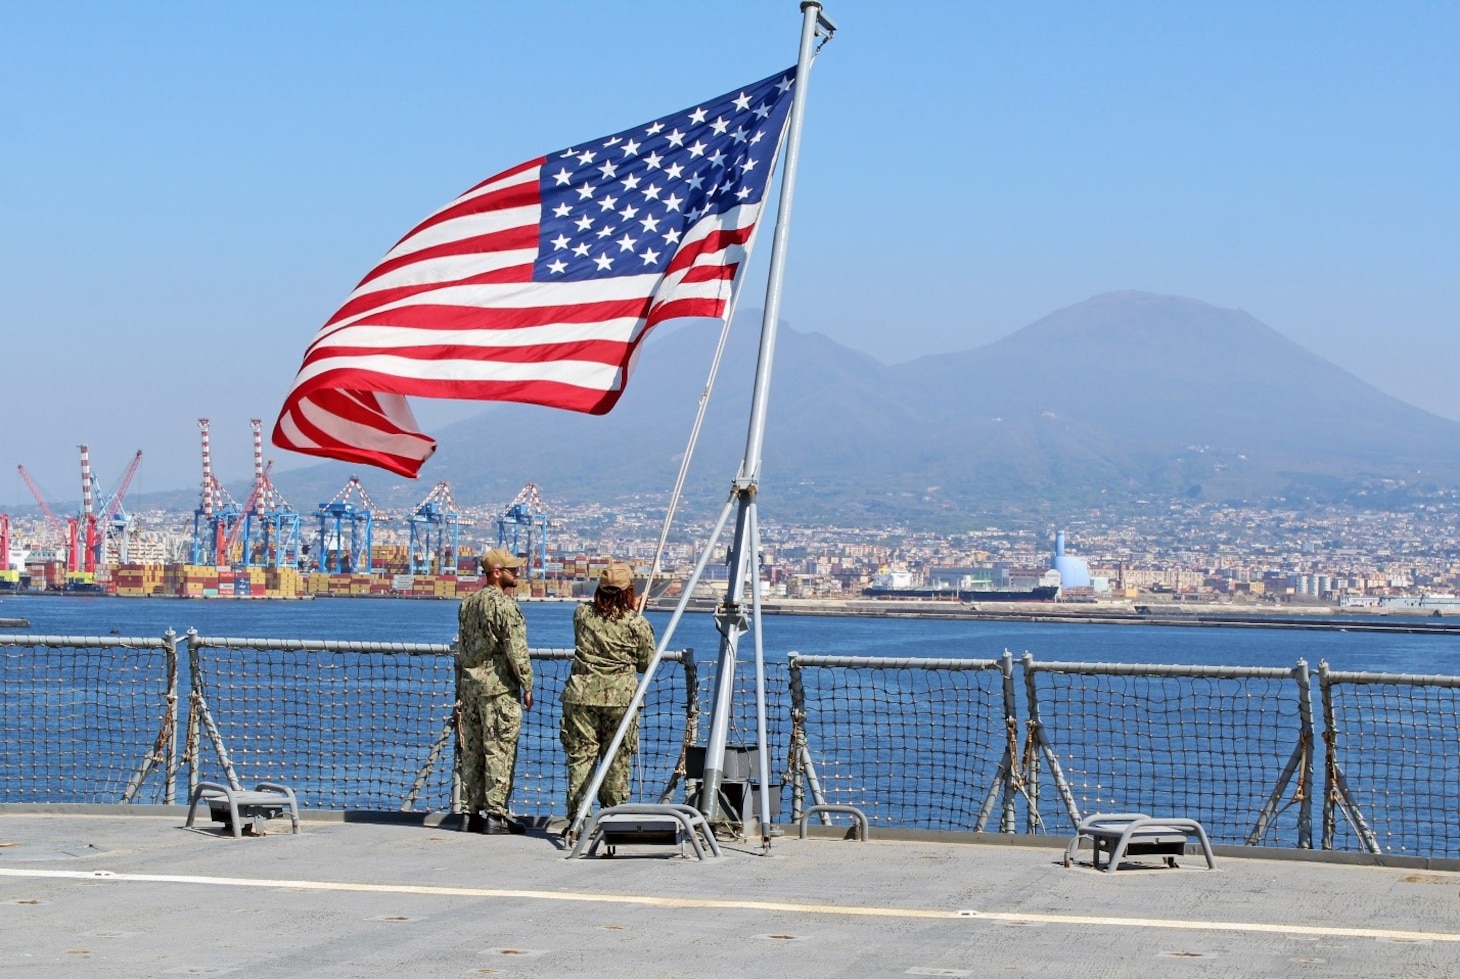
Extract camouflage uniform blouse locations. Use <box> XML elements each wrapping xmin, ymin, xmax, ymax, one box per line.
<box><xmin>563</xmin><ymin>604</ymin><xmax>655</xmax><ymax>707</ymax></box>
<box><xmin>458</xmin><ymin>585</ymin><xmax>532</xmax><ymax>700</ymax></box>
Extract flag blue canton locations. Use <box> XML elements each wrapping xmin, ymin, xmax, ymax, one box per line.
<box><xmin>533</xmin><ymin>69</ymin><xmax>796</xmax><ymax>282</ymax></box>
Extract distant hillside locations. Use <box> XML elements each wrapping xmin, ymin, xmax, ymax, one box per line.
<box><xmin>261</xmin><ymin>292</ymin><xmax>1460</xmax><ymax>525</ymax></box>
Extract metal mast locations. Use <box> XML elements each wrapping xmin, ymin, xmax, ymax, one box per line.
<box><xmin>79</xmin><ymin>444</ymin><xmax>97</xmax><ymax>576</ymax></box>
<box><xmin>568</xmin><ymin>1</ymin><xmax>836</xmax><ymax>846</ymax></box>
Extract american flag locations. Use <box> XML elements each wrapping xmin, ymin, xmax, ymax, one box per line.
<box><xmin>273</xmin><ymin>67</ymin><xmax>798</xmax><ymax>478</ymax></box>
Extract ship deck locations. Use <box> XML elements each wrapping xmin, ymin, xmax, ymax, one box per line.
<box><xmin>3</xmin><ymin>809</ymin><xmax>1458</xmax><ymax>977</ymax></box>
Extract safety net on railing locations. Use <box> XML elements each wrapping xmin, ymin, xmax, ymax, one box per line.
<box><xmin>1320</xmin><ymin>663</ymin><xmax>1460</xmax><ymax>858</ymax></box>
<box><xmin>788</xmin><ymin>653</ymin><xmax>1013</xmax><ymax>832</ymax></box>
<box><xmin>186</xmin><ymin>634</ymin><xmax>457</xmax><ymax>812</ymax></box>
<box><xmin>1022</xmin><ymin>656</ymin><xmax>1314</xmax><ymax>847</ymax></box>
<box><xmin>186</xmin><ymin>634</ymin><xmax>696</xmax><ymax>815</ymax></box>
<box><xmin>513</xmin><ymin>649</ymin><xmax>696</xmax><ymax>818</ymax></box>
<box><xmin>11</xmin><ymin>629</ymin><xmax>1460</xmax><ymax>860</ymax></box>
<box><xmin>0</xmin><ymin>633</ymin><xmax>178</xmax><ymax>804</ymax></box>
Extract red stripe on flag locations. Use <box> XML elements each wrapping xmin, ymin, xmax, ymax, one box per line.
<box><xmin>664</xmin><ymin>226</ymin><xmax>753</xmax><ymax>275</ymax></box>
<box><xmin>387</xmin><ymin>158</ymin><xmax>544</xmax><ymax>248</ymax></box>
<box><xmin>289</xmin><ymin>368</ymin><xmax>624</xmax><ymax>415</ymax></box>
<box><xmin>680</xmin><ymin>263</ymin><xmax>739</xmax><ymax>284</ymax></box>
<box><xmin>301</xmin><ymin>337</ymin><xmax>642</xmax><ymax>371</ymax></box>
<box><xmin>645</xmin><ymin>297</ymin><xmax>730</xmax><ymax>329</ymax></box>
<box><xmin>276</xmin><ymin>398</ymin><xmax>432</xmax><ymax>477</ymax></box>
<box><xmin>355</xmin><ymin>225</ymin><xmax>540</xmax><ymax>290</ymax></box>
<box><xmin>319</xmin><ymin>296</ymin><xmax>654</xmax><ymax>337</ymax></box>
<box><xmin>324</xmin><ymin>265</ymin><xmax>538</xmax><ymax>328</ymax></box>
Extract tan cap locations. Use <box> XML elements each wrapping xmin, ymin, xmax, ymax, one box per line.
<box><xmin>599</xmin><ymin>562</ymin><xmax>634</xmax><ymax>590</ymax></box>
<box><xmin>481</xmin><ymin>548</ymin><xmax>525</xmax><ymax>571</ymax></box>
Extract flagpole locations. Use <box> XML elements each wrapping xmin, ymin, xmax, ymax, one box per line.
<box><xmin>697</xmin><ymin>0</ymin><xmax>835</xmax><ymax>846</ymax></box>
<box><xmin>564</xmin><ymin>1</ymin><xmax>835</xmax><ymax>849</ymax></box>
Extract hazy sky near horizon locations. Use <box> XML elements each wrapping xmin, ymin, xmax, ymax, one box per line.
<box><xmin>2</xmin><ymin>1</ymin><xmax>1457</xmax><ymax>504</ymax></box>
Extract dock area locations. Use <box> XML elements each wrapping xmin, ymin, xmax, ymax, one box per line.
<box><xmin>3</xmin><ymin>809</ymin><xmax>1457</xmax><ymax>977</ymax></box>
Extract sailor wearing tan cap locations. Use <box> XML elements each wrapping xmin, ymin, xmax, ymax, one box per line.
<box><xmin>457</xmin><ymin>548</ymin><xmax>534</xmax><ymax>835</ymax></box>
<box><xmin>561</xmin><ymin>562</ymin><xmax>655</xmax><ymax>821</ymax></box>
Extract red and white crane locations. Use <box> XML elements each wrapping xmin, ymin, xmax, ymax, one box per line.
<box><xmin>79</xmin><ymin>444</ymin><xmax>99</xmax><ymax>576</ymax></box>
<box><xmin>16</xmin><ymin>464</ymin><xmax>77</xmax><ymax>570</ymax></box>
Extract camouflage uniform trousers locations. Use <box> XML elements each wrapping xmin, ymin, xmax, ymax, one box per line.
<box><xmin>458</xmin><ymin>684</ymin><xmax>523</xmax><ymax>819</ymax></box>
<box><xmin>560</xmin><ymin>701</ymin><xmax>639</xmax><ymax>816</ymax></box>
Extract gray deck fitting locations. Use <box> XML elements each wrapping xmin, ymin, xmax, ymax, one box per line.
<box><xmin>1065</xmin><ymin>812</ymin><xmax>1217</xmax><ymax>872</ymax></box>
<box><xmin>797</xmin><ymin>804</ymin><xmax>869</xmax><ymax>841</ymax></box>
<box><xmin>185</xmin><ymin>781</ymin><xmax>299</xmax><ymax>839</ymax></box>
<box><xmin>569</xmin><ymin>803</ymin><xmax>722</xmax><ymax>860</ymax></box>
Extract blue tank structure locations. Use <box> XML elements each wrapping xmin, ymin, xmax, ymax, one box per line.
<box><xmin>1051</xmin><ymin>530</ymin><xmax>1092</xmax><ymax>590</ymax></box>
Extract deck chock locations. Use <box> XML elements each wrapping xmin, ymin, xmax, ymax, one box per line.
<box><xmin>797</xmin><ymin>804</ymin><xmax>869</xmax><ymax>841</ymax></box>
<box><xmin>569</xmin><ymin>803</ymin><xmax>721</xmax><ymax>860</ymax></box>
<box><xmin>1065</xmin><ymin>812</ymin><xmax>1216</xmax><ymax>872</ymax></box>
<box><xmin>185</xmin><ymin>781</ymin><xmax>299</xmax><ymax>839</ymax></box>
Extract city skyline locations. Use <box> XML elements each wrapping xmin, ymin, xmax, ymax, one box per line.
<box><xmin>3</xmin><ymin>2</ymin><xmax>1457</xmax><ymax>500</ymax></box>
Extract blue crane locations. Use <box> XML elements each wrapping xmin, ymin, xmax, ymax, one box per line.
<box><xmin>496</xmin><ymin>482</ymin><xmax>548</xmax><ymax>579</ymax></box>
<box><xmin>409</xmin><ymin>481</ymin><xmax>460</xmax><ymax>575</ymax></box>
<box><xmin>315</xmin><ymin>476</ymin><xmax>378</xmax><ymax>573</ymax></box>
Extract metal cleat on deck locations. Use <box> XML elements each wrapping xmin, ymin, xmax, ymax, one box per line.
<box><xmin>568</xmin><ymin>803</ymin><xmax>722</xmax><ymax>860</ymax></box>
<box><xmin>185</xmin><ymin>781</ymin><xmax>299</xmax><ymax>839</ymax></box>
<box><xmin>1064</xmin><ymin>812</ymin><xmax>1216</xmax><ymax>872</ymax></box>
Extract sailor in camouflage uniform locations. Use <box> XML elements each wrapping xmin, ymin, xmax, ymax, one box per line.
<box><xmin>561</xmin><ymin>562</ymin><xmax>655</xmax><ymax>819</ymax></box>
<box><xmin>457</xmin><ymin>548</ymin><xmax>533</xmax><ymax>835</ymax></box>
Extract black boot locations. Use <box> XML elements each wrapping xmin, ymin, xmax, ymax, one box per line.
<box><xmin>505</xmin><ymin>817</ymin><xmax>527</xmax><ymax>835</ymax></box>
<box><xmin>481</xmin><ymin>814</ymin><xmax>512</xmax><ymax>835</ymax></box>
<box><xmin>466</xmin><ymin>811</ymin><xmax>487</xmax><ymax>834</ymax></box>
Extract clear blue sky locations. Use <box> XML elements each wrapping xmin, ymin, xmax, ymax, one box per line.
<box><xmin>2</xmin><ymin>1</ymin><xmax>1457</xmax><ymax>503</ymax></box>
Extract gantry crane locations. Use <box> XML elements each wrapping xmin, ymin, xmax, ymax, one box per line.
<box><xmin>496</xmin><ymin>482</ymin><xmax>549</xmax><ymax>579</ymax></box>
<box><xmin>408</xmin><ymin>481</ymin><xmax>460</xmax><ymax>575</ymax></box>
<box><xmin>191</xmin><ymin>419</ymin><xmax>243</xmax><ymax>566</ymax></box>
<box><xmin>238</xmin><ymin>420</ymin><xmax>301</xmax><ymax>569</ymax></box>
<box><xmin>315</xmin><ymin>476</ymin><xmax>378</xmax><ymax>573</ymax></box>
<box><xmin>66</xmin><ymin>445</ymin><xmax>103</xmax><ymax>589</ymax></box>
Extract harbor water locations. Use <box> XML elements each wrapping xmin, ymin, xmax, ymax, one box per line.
<box><xmin>3</xmin><ymin>593</ymin><xmax>1460</xmax><ymax>673</ymax></box>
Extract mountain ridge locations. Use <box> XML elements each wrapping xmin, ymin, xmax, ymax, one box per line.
<box><xmin>169</xmin><ymin>291</ymin><xmax>1460</xmax><ymax>525</ymax></box>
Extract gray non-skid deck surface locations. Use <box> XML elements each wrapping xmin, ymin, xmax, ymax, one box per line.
<box><xmin>2</xmin><ymin>815</ymin><xmax>1458</xmax><ymax>977</ymax></box>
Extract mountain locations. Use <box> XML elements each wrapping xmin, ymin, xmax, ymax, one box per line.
<box><xmin>265</xmin><ymin>292</ymin><xmax>1460</xmax><ymax>525</ymax></box>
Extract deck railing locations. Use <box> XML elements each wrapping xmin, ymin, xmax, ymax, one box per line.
<box><xmin>3</xmin><ymin>631</ymin><xmax>1458</xmax><ymax>858</ymax></box>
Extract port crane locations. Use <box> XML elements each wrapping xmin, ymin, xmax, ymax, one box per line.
<box><xmin>0</xmin><ymin>514</ymin><xmax>26</xmax><ymax>590</ymax></box>
<box><xmin>496</xmin><ymin>482</ymin><xmax>549</xmax><ymax>579</ymax></box>
<box><xmin>78</xmin><ymin>445</ymin><xmax>99</xmax><ymax>578</ymax></box>
<box><xmin>191</xmin><ymin>419</ymin><xmax>243</xmax><ymax>566</ymax></box>
<box><xmin>94</xmin><ymin>450</ymin><xmax>144</xmax><ymax>565</ymax></box>
<box><xmin>16</xmin><ymin>464</ymin><xmax>78</xmax><ymax>572</ymax></box>
<box><xmin>238</xmin><ymin>420</ymin><xmax>302</xmax><ymax>569</ymax></box>
<box><xmin>408</xmin><ymin>481</ymin><xmax>460</xmax><ymax>575</ymax></box>
<box><xmin>314</xmin><ymin>476</ymin><xmax>379</xmax><ymax>573</ymax></box>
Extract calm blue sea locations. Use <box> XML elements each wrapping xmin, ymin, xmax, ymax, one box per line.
<box><xmin>3</xmin><ymin>593</ymin><xmax>1460</xmax><ymax>674</ymax></box>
